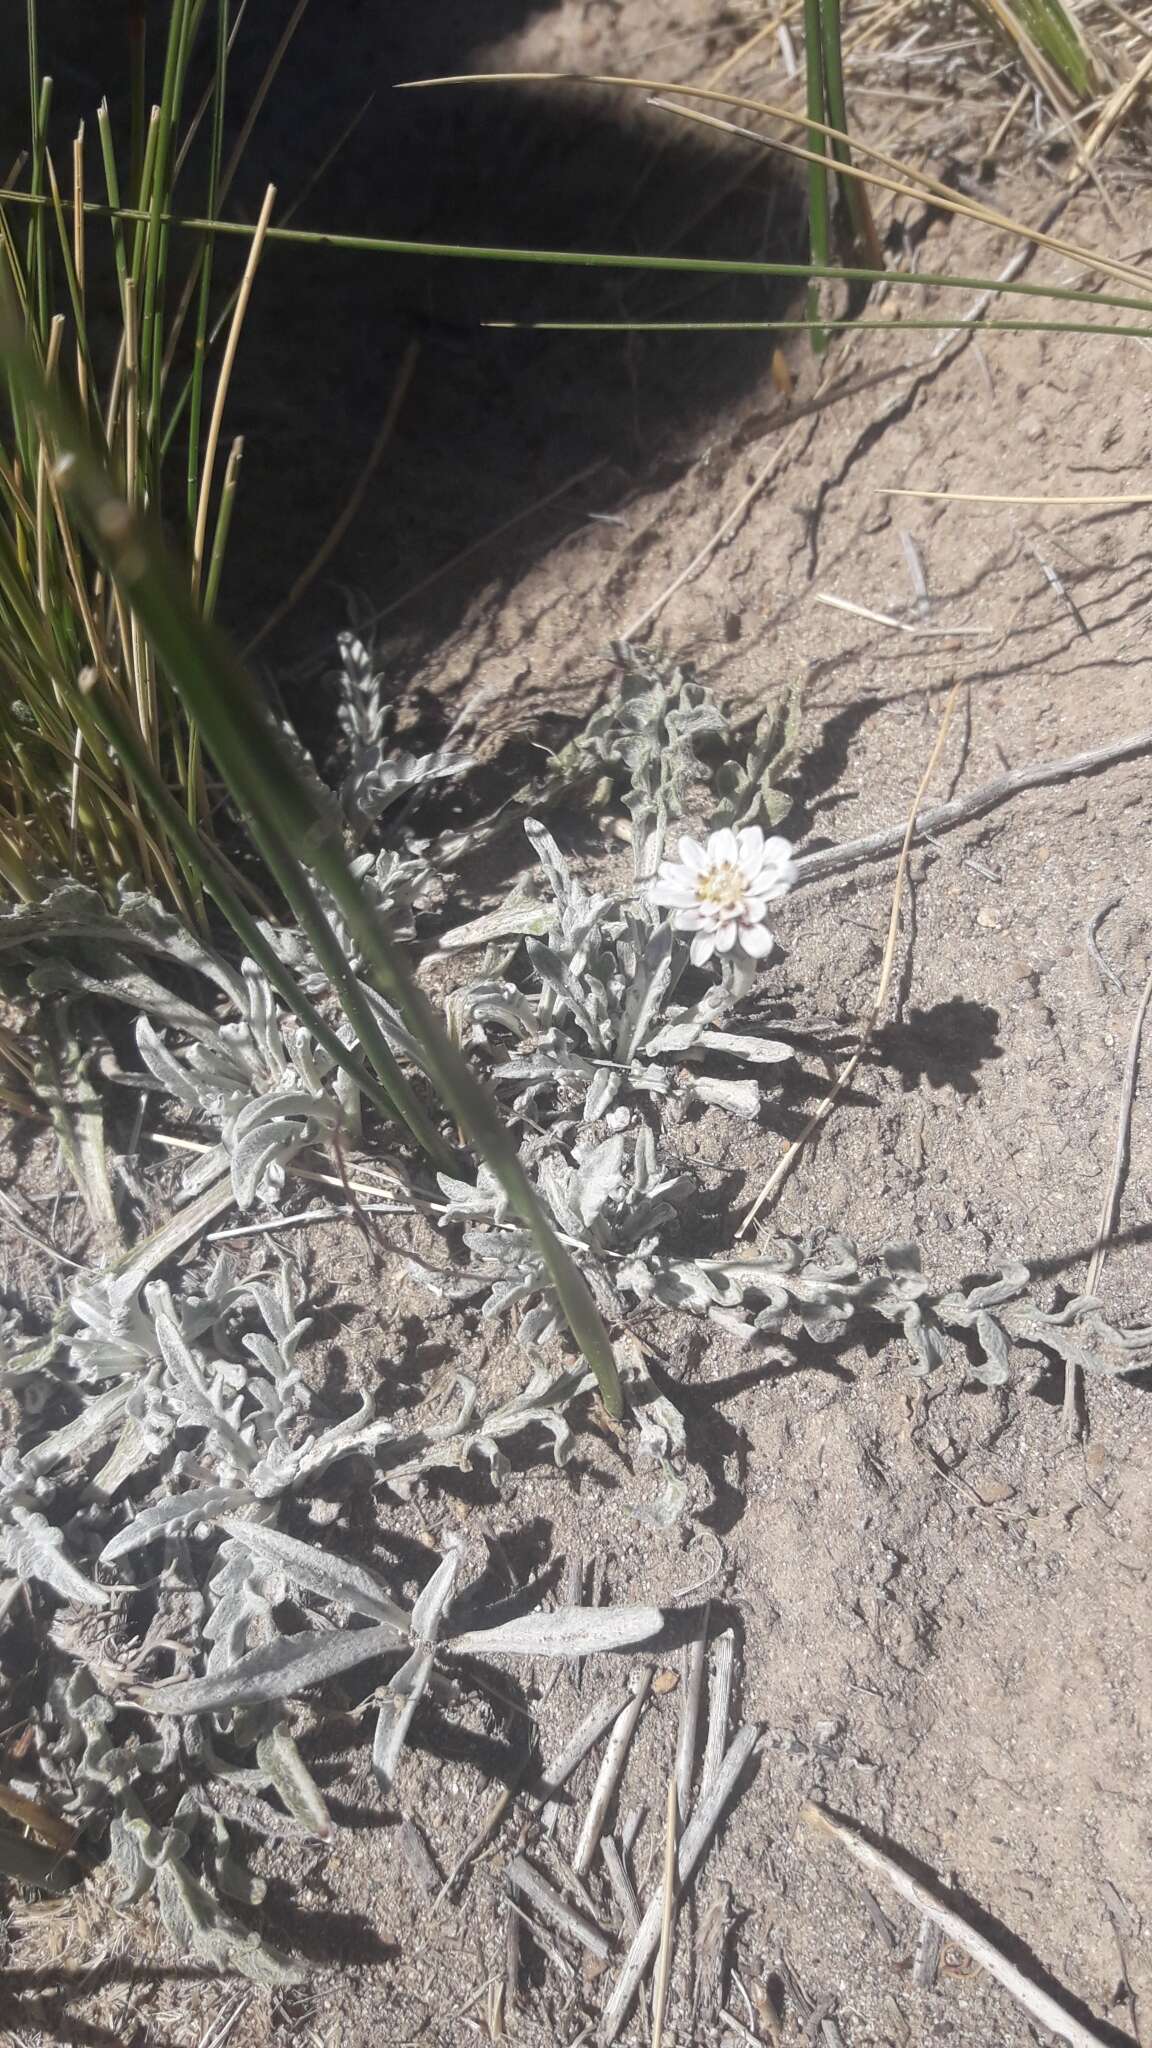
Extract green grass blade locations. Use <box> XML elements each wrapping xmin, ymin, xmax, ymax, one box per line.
<box><xmin>3</xmin><ymin>191</ymin><xmax>1148</xmax><ymax>318</ymax></box>
<box><xmin>803</xmin><ymin>0</ymin><xmax>830</xmax><ymax>352</ymax></box>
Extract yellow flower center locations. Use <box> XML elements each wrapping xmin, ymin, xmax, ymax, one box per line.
<box><xmin>696</xmin><ymin>861</ymin><xmax>746</xmax><ymax>913</ymax></box>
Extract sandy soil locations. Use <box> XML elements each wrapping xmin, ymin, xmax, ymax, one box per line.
<box><xmin>2</xmin><ymin>1</ymin><xmax>1151</xmax><ymax>2045</ymax></box>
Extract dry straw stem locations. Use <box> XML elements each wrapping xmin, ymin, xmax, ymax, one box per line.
<box><xmin>402</xmin><ymin>71</ymin><xmax>1152</xmax><ymax>296</ymax></box>
<box><xmin>1063</xmin><ymin>961</ymin><xmax>1152</xmax><ymax>1437</ymax></box>
<box><xmin>802</xmin><ymin>1803</ymin><xmax>1114</xmax><ymax>2048</ymax></box>
<box><xmin>675</xmin><ymin>1614</ymin><xmax>710</xmax><ymax>1820</ymax></box>
<box><xmin>190</xmin><ymin>180</ymin><xmax>275</xmax><ymax>594</ymax></box>
<box><xmin>573</xmin><ymin>1671</ymin><xmax>652</xmax><ymax>1876</ymax></box>
<box><xmin>1080</xmin><ymin>40</ymin><xmax>1152</xmax><ymax>162</ymax></box>
<box><xmin>506</xmin><ymin>1855</ymin><xmax>613</xmax><ymax>1962</ymax></box>
<box><xmin>884</xmin><ymin>487</ymin><xmax>1152</xmax><ymax>505</ymax></box>
<box><xmin>650</xmin><ymin>1777</ymin><xmax>681</xmax><ymax>2048</ymax></box>
<box><xmin>740</xmin><ymin>682</ymin><xmax>962</xmax><ymax>1233</ymax></box>
<box><xmin>791</xmin><ymin>723</ymin><xmax>1152</xmax><ymax>888</ymax></box>
<box><xmin>601</xmin><ymin>1837</ymin><xmax>643</xmax><ymax>1937</ymax></box>
<box><xmin>702</xmin><ymin>1628</ymin><xmax>736</xmax><ymax>1798</ymax></box>
<box><xmin>813</xmin><ymin>591</ymin><xmax>989</xmax><ymax>636</ymax></box>
<box><xmin>600</xmin><ymin>1724</ymin><xmax>760</xmax><ymax>2044</ymax></box>
<box><xmin>537</xmin><ymin>1685</ymin><xmax>632</xmax><ymax>1831</ymax></box>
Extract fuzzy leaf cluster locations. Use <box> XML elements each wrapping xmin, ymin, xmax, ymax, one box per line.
<box><xmin>452</xmin><ymin>820</ymin><xmax>792</xmax><ymax>1123</ymax></box>
<box><xmin>332</xmin><ymin>631</ymin><xmax>471</xmax><ymax>835</ymax></box>
<box><xmin>636</xmin><ymin>1236</ymin><xmax>1152</xmax><ymax>1387</ymax></box>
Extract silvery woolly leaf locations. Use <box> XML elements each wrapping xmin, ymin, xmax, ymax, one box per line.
<box><xmin>537</xmin><ymin>1154</ymin><xmax>585</xmax><ymax>1240</ymax></box>
<box><xmin>229</xmin><ymin>1114</ymin><xmax>323</xmax><ymax>1211</ymax></box>
<box><xmin>616</xmin><ymin>917</ymin><xmax>675</xmax><ymax>1063</ymax></box>
<box><xmin>972</xmin><ymin>1311</ymin><xmax>1012</xmax><ymax>1386</ymax></box>
<box><xmin>961</xmin><ymin>1265</ymin><xmax>1031</xmax><ymax>1310</ymax></box>
<box><xmin>438</xmin><ymin>900</ymin><xmax>552</xmax><ymax>953</ymax></box>
<box><xmin>136</xmin><ymin>1016</ymin><xmax>203</xmax><ymax>1109</ymax></box>
<box><xmin>694</xmin><ymin>1029</ymin><xmax>794</xmax><ymax>1067</ymax></box>
<box><xmin>101</xmin><ymin>1487</ymin><xmax>251</xmax><ymax>1563</ymax></box>
<box><xmin>631</xmin><ymin>1467</ymin><xmax>689</xmax><ymax>1530</ymax></box>
<box><xmin>373</xmin><ymin>1644</ymin><xmax>435</xmax><ymax>1793</ymax></box>
<box><xmin>154</xmin><ymin>1855</ymin><xmax>302</xmax><ymax>1984</ymax></box>
<box><xmin>583</xmin><ymin>1065</ymin><xmax>623</xmax><ymax>1121</ymax></box>
<box><xmin>1</xmin><ymin>1507</ymin><xmax>108</xmax><ymax>1607</ymax></box>
<box><xmin>216</xmin><ymin>1518</ymin><xmax>408</xmax><ymax>1629</ymax></box>
<box><xmin>572</xmin><ymin>1134</ymin><xmax>626</xmax><ymax>1228</ymax></box>
<box><xmin>688</xmin><ymin>1075</ymin><xmax>760</xmax><ymax>1120</ymax></box>
<box><xmin>147</xmin><ymin>1620</ymin><xmax>406</xmax><ymax>1714</ymax></box>
<box><xmin>410</xmin><ymin>1547</ymin><xmax>461</xmax><ymax>1644</ymax></box>
<box><xmin>255</xmin><ymin>1723</ymin><xmax>332</xmax><ymax>1838</ymax></box>
<box><xmin>445</xmin><ymin>1604</ymin><xmax>663</xmax><ymax>1658</ymax></box>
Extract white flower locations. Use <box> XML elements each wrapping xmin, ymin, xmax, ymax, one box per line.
<box><xmin>651</xmin><ymin>826</ymin><xmax>796</xmax><ymax>967</ymax></box>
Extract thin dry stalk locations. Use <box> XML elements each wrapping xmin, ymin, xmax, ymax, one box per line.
<box><xmin>506</xmin><ymin>1854</ymin><xmax>613</xmax><ymax>1961</ymax></box>
<box><xmin>675</xmin><ymin>1613</ymin><xmax>709</xmax><ymax>1820</ymax></box>
<box><xmin>813</xmin><ymin>591</ymin><xmax>987</xmax><ymax>636</ymax></box>
<box><xmin>701</xmin><ymin>1628</ymin><xmax>737</xmax><ymax>1800</ymax></box>
<box><xmin>884</xmin><ymin>487</ymin><xmax>1152</xmax><ymax>506</ymax></box>
<box><xmin>791</xmin><ymin>724</ymin><xmax>1152</xmax><ymax>889</ymax></box>
<box><xmin>536</xmin><ymin>1686</ymin><xmax>631</xmax><ymax>1831</ymax></box>
<box><xmin>1063</xmin><ymin>962</ymin><xmax>1152</xmax><ymax>1437</ymax></box>
<box><xmin>650</xmin><ymin>1776</ymin><xmax>681</xmax><ymax>2048</ymax></box>
<box><xmin>1080</xmin><ymin>39</ymin><xmax>1152</xmax><ymax>159</ymax></box>
<box><xmin>739</xmin><ymin>682</ymin><xmax>961</xmax><ymax>1233</ymax></box>
<box><xmin>600</xmin><ymin>1725</ymin><xmax>760</xmax><ymax>2044</ymax></box>
<box><xmin>191</xmin><ymin>181</ymin><xmax>275</xmax><ymax>594</ymax></box>
<box><xmin>802</xmin><ymin>1804</ymin><xmax>1113</xmax><ymax>2048</ymax></box>
<box><xmin>601</xmin><ymin>1837</ymin><xmax>643</xmax><ymax>1938</ymax></box>
<box><xmin>573</xmin><ymin>1672</ymin><xmax>652</xmax><ymax>1876</ymax></box>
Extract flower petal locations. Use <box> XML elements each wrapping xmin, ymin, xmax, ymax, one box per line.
<box><xmin>737</xmin><ymin>825</ymin><xmax>765</xmax><ymax>868</ymax></box>
<box><xmin>677</xmin><ymin>836</ymin><xmax>709</xmax><ymax>873</ymax></box>
<box><xmin>708</xmin><ymin>827</ymin><xmax>739</xmax><ymax>867</ymax></box>
<box><xmin>652</xmin><ymin>879</ymin><xmax>702</xmax><ymax>909</ymax></box>
<box><xmin>690</xmin><ymin>932</ymin><xmax>716</xmax><ymax>966</ymax></box>
<box><xmin>671</xmin><ymin>905</ymin><xmax>707</xmax><ymax>930</ymax></box>
<box><xmin>714</xmin><ymin>921</ymin><xmax>738</xmax><ymax>953</ymax></box>
<box><xmin>739</xmin><ymin>922</ymin><xmax>774</xmax><ymax>959</ymax></box>
<box><xmin>741</xmin><ymin>898</ymin><xmax>768</xmax><ymax>923</ymax></box>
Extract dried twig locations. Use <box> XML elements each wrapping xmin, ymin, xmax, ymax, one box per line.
<box><xmin>573</xmin><ymin>1672</ymin><xmax>652</xmax><ymax>1876</ymax></box>
<box><xmin>813</xmin><ymin>592</ymin><xmax>986</xmax><ymax>637</ymax></box>
<box><xmin>650</xmin><ymin>1777</ymin><xmax>681</xmax><ymax>2048</ymax></box>
<box><xmin>702</xmin><ymin>1629</ymin><xmax>736</xmax><ymax>1797</ymax></box>
<box><xmin>790</xmin><ymin>726</ymin><xmax>1152</xmax><ymax>890</ymax></box>
<box><xmin>506</xmin><ymin>1854</ymin><xmax>613</xmax><ymax>1961</ymax></box>
<box><xmin>601</xmin><ymin>1837</ymin><xmax>643</xmax><ymax>1938</ymax></box>
<box><xmin>742</xmin><ymin>683</ymin><xmax>961</xmax><ymax>1231</ymax></box>
<box><xmin>537</xmin><ymin>1686</ymin><xmax>631</xmax><ymax>1831</ymax></box>
<box><xmin>1085</xmin><ymin>897</ymin><xmax>1125</xmax><ymax>997</ymax></box>
<box><xmin>675</xmin><ymin>1614</ymin><xmax>710</xmax><ymax>1821</ymax></box>
<box><xmin>803</xmin><ymin>1803</ymin><xmax>1114</xmax><ymax>2048</ymax></box>
<box><xmin>1064</xmin><ymin>962</ymin><xmax>1152</xmax><ymax>1439</ymax></box>
<box><xmin>912</xmin><ymin>1914</ymin><xmax>944</xmax><ymax>1988</ymax></box>
<box><xmin>600</xmin><ymin>1725</ymin><xmax>759</xmax><ymax>2044</ymax></box>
